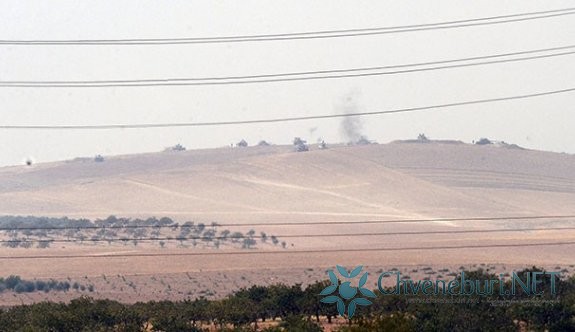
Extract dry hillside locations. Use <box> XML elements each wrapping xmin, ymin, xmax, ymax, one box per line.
<box><xmin>0</xmin><ymin>141</ymin><xmax>574</xmax><ymax>304</ymax></box>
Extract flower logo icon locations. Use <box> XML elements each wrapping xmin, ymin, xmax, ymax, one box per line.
<box><xmin>319</xmin><ymin>265</ymin><xmax>376</xmax><ymax>319</ymax></box>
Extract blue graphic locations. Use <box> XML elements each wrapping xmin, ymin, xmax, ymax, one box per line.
<box><xmin>319</xmin><ymin>265</ymin><xmax>376</xmax><ymax>319</ymax></box>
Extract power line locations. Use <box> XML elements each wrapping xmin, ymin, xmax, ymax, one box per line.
<box><xmin>4</xmin><ymin>226</ymin><xmax>575</xmax><ymax>244</ymax></box>
<box><xmin>0</xmin><ymin>241</ymin><xmax>574</xmax><ymax>259</ymax></box>
<box><xmin>1</xmin><ymin>87</ymin><xmax>575</xmax><ymax>130</ymax></box>
<box><xmin>2</xmin><ymin>45</ymin><xmax>575</xmax><ymax>87</ymax></box>
<box><xmin>1</xmin><ymin>214</ymin><xmax>573</xmax><ymax>231</ymax></box>
<box><xmin>1</xmin><ymin>8</ymin><xmax>574</xmax><ymax>45</ymax></box>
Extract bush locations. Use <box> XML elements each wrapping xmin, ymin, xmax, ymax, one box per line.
<box><xmin>237</xmin><ymin>139</ymin><xmax>248</xmax><ymax>147</ymax></box>
<box><xmin>475</xmin><ymin>138</ymin><xmax>492</xmax><ymax>145</ymax></box>
<box><xmin>35</xmin><ymin>280</ymin><xmax>47</xmax><ymax>291</ymax></box>
<box><xmin>5</xmin><ymin>275</ymin><xmax>21</xmax><ymax>290</ymax></box>
<box><xmin>257</xmin><ymin>140</ymin><xmax>271</xmax><ymax>146</ymax></box>
<box><xmin>14</xmin><ymin>281</ymin><xmax>35</xmax><ymax>293</ymax></box>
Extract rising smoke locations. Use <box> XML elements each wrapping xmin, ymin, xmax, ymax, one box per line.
<box><xmin>338</xmin><ymin>92</ymin><xmax>368</xmax><ymax>144</ymax></box>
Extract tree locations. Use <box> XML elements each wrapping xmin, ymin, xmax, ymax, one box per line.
<box><xmin>338</xmin><ymin>313</ymin><xmax>415</xmax><ymax>332</ymax></box>
<box><xmin>270</xmin><ymin>235</ymin><xmax>279</xmax><ymax>245</ymax></box>
<box><xmin>203</xmin><ymin>229</ymin><xmax>216</xmax><ymax>244</ymax></box>
<box><xmin>302</xmin><ymin>280</ymin><xmax>338</xmax><ymax>323</ymax></box>
<box><xmin>475</xmin><ymin>138</ymin><xmax>492</xmax><ymax>145</ymax></box>
<box><xmin>417</xmin><ymin>133</ymin><xmax>429</xmax><ymax>141</ymax></box>
<box><xmin>220</xmin><ymin>229</ymin><xmax>231</xmax><ymax>241</ymax></box>
<box><xmin>237</xmin><ymin>139</ymin><xmax>248</xmax><ymax>147</ymax></box>
<box><xmin>231</xmin><ymin>232</ymin><xmax>244</xmax><ymax>243</ymax></box>
<box><xmin>258</xmin><ymin>140</ymin><xmax>271</xmax><ymax>146</ymax></box>
<box><xmin>5</xmin><ymin>275</ymin><xmax>22</xmax><ymax>289</ymax></box>
<box><xmin>242</xmin><ymin>238</ymin><xmax>257</xmax><ymax>249</ymax></box>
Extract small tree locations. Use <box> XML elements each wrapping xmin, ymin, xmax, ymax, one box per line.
<box><xmin>230</xmin><ymin>232</ymin><xmax>244</xmax><ymax>243</ymax></box>
<box><xmin>236</xmin><ymin>139</ymin><xmax>248</xmax><ymax>147</ymax></box>
<box><xmin>242</xmin><ymin>238</ymin><xmax>257</xmax><ymax>249</ymax></box>
<box><xmin>220</xmin><ymin>229</ymin><xmax>230</xmax><ymax>241</ymax></box>
<box><xmin>257</xmin><ymin>140</ymin><xmax>270</xmax><ymax>146</ymax></box>
<box><xmin>475</xmin><ymin>138</ymin><xmax>492</xmax><ymax>145</ymax></box>
<box><xmin>417</xmin><ymin>133</ymin><xmax>429</xmax><ymax>141</ymax></box>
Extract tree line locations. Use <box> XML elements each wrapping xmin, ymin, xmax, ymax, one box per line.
<box><xmin>0</xmin><ymin>275</ymin><xmax>94</xmax><ymax>294</ymax></box>
<box><xmin>0</xmin><ymin>215</ymin><xmax>287</xmax><ymax>250</ymax></box>
<box><xmin>0</xmin><ymin>267</ymin><xmax>573</xmax><ymax>331</ymax></box>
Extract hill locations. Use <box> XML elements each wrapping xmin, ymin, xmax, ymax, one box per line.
<box><xmin>0</xmin><ymin>142</ymin><xmax>574</xmax><ymax>304</ymax></box>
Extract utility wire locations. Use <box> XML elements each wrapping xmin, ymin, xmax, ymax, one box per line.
<box><xmin>1</xmin><ymin>7</ymin><xmax>574</xmax><ymax>45</ymax></box>
<box><xmin>1</xmin><ymin>214</ymin><xmax>573</xmax><ymax>231</ymax></box>
<box><xmin>2</xmin><ymin>45</ymin><xmax>575</xmax><ymax>87</ymax></box>
<box><xmin>1</xmin><ymin>241</ymin><xmax>574</xmax><ymax>259</ymax></box>
<box><xmin>1</xmin><ymin>87</ymin><xmax>575</xmax><ymax>130</ymax></box>
<box><xmin>4</xmin><ymin>226</ymin><xmax>575</xmax><ymax>244</ymax></box>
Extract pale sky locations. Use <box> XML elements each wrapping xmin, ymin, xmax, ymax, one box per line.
<box><xmin>1</xmin><ymin>1</ymin><xmax>574</xmax><ymax>167</ymax></box>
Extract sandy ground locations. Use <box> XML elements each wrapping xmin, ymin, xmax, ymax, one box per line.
<box><xmin>0</xmin><ymin>142</ymin><xmax>574</xmax><ymax>304</ymax></box>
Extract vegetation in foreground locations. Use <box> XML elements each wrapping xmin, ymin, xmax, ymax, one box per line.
<box><xmin>0</xmin><ymin>267</ymin><xmax>574</xmax><ymax>331</ymax></box>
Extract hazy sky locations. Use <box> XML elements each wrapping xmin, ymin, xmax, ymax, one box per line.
<box><xmin>1</xmin><ymin>1</ymin><xmax>574</xmax><ymax>166</ymax></box>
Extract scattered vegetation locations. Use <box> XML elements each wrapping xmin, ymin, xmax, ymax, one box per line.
<box><xmin>0</xmin><ymin>216</ymin><xmax>285</xmax><ymax>250</ymax></box>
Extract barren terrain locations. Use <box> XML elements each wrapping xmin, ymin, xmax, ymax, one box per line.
<box><xmin>0</xmin><ymin>141</ymin><xmax>574</xmax><ymax>305</ymax></box>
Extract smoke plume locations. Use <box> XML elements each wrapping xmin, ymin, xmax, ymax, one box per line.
<box><xmin>338</xmin><ymin>92</ymin><xmax>366</xmax><ymax>144</ymax></box>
